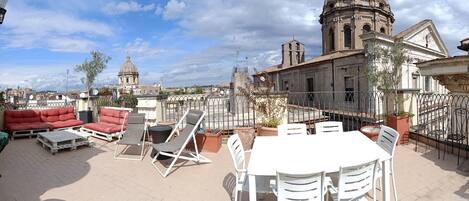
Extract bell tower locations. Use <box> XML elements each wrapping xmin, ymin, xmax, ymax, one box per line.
<box><xmin>320</xmin><ymin>0</ymin><xmax>394</xmax><ymax>55</ymax></box>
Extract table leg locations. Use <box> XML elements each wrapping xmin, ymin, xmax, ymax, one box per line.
<box><xmin>248</xmin><ymin>175</ymin><xmax>257</xmax><ymax>201</ymax></box>
<box><xmin>381</xmin><ymin>160</ymin><xmax>391</xmax><ymax>201</ymax></box>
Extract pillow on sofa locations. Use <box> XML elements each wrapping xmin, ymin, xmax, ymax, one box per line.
<box><xmin>59</xmin><ymin>113</ymin><xmax>75</xmax><ymax>121</ymax></box>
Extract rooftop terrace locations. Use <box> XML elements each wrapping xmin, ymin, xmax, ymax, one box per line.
<box><xmin>0</xmin><ymin>138</ymin><xmax>467</xmax><ymax>201</ymax></box>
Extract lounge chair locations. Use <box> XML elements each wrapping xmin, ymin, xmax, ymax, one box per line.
<box><xmin>150</xmin><ymin>109</ymin><xmax>211</xmax><ymax>177</ymax></box>
<box><xmin>113</xmin><ymin>113</ymin><xmax>147</xmax><ymax>161</ymax></box>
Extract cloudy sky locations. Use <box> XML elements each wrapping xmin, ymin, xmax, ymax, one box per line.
<box><xmin>0</xmin><ymin>0</ymin><xmax>468</xmax><ymax>91</ymax></box>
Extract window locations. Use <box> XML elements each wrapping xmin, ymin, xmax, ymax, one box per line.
<box><xmin>329</xmin><ymin>28</ymin><xmax>335</xmax><ymax>51</ymax></box>
<box><xmin>363</xmin><ymin>24</ymin><xmax>371</xmax><ymax>33</ymax></box>
<box><xmin>344</xmin><ymin>25</ymin><xmax>352</xmax><ymax>48</ymax></box>
<box><xmin>379</xmin><ymin>3</ymin><xmax>384</xmax><ymax>9</ymax></box>
<box><xmin>296</xmin><ymin>43</ymin><xmax>300</xmax><ymax>50</ymax></box>
<box><xmin>307</xmin><ymin>78</ymin><xmax>314</xmax><ymax>101</ymax></box>
<box><xmin>126</xmin><ymin>77</ymin><xmax>129</xmax><ymax>83</ymax></box>
<box><xmin>283</xmin><ymin>80</ymin><xmax>289</xmax><ymax>91</ymax></box>
<box><xmin>412</xmin><ymin>77</ymin><xmax>418</xmax><ymax>89</ymax></box>
<box><xmin>328</xmin><ymin>3</ymin><xmax>334</xmax><ymax>9</ymax></box>
<box><xmin>424</xmin><ymin>76</ymin><xmax>431</xmax><ymax>91</ymax></box>
<box><xmin>344</xmin><ymin>76</ymin><xmax>354</xmax><ymax>102</ymax></box>
<box><xmin>380</xmin><ymin>27</ymin><xmax>386</xmax><ymax>34</ymax></box>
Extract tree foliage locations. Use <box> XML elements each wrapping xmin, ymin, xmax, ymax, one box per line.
<box><xmin>75</xmin><ymin>51</ymin><xmax>111</xmax><ymax>95</ymax></box>
<box><xmin>367</xmin><ymin>40</ymin><xmax>410</xmax><ymax>115</ymax></box>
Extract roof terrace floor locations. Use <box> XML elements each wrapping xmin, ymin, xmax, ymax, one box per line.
<box><xmin>0</xmin><ymin>137</ymin><xmax>467</xmax><ymax>201</ymax></box>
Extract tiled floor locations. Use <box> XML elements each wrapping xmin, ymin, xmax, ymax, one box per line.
<box><xmin>0</xmin><ymin>137</ymin><xmax>467</xmax><ymax>201</ymax></box>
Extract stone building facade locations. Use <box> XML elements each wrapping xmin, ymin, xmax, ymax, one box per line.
<box><xmin>117</xmin><ymin>56</ymin><xmax>160</xmax><ymax>96</ymax></box>
<box><xmin>118</xmin><ymin>56</ymin><xmax>139</xmax><ymax>91</ymax></box>
<box><xmin>320</xmin><ymin>0</ymin><xmax>394</xmax><ymax>54</ymax></box>
<box><xmin>259</xmin><ymin>0</ymin><xmax>449</xmax><ymax>113</ymax></box>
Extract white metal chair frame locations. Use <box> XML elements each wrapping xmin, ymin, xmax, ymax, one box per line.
<box><xmin>113</xmin><ymin>118</ymin><xmax>148</xmax><ymax>161</ymax></box>
<box><xmin>315</xmin><ymin>121</ymin><xmax>343</xmax><ymax>135</ymax></box>
<box><xmin>227</xmin><ymin>134</ymin><xmax>272</xmax><ymax>201</ymax></box>
<box><xmin>328</xmin><ymin>159</ymin><xmax>379</xmax><ymax>201</ymax></box>
<box><xmin>278</xmin><ymin>124</ymin><xmax>309</xmax><ymax>136</ymax></box>
<box><xmin>376</xmin><ymin>125</ymin><xmax>399</xmax><ymax>201</ymax></box>
<box><xmin>272</xmin><ymin>171</ymin><xmax>327</xmax><ymax>201</ymax></box>
<box><xmin>150</xmin><ymin>110</ymin><xmax>211</xmax><ymax>178</ymax></box>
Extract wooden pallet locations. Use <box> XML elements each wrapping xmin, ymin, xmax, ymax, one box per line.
<box><xmin>37</xmin><ymin>131</ymin><xmax>91</xmax><ymax>155</ymax></box>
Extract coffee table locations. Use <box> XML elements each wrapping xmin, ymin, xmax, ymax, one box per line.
<box><xmin>37</xmin><ymin>130</ymin><xmax>92</xmax><ymax>155</ymax></box>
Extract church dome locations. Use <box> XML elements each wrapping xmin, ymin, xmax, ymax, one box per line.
<box><xmin>119</xmin><ymin>56</ymin><xmax>139</xmax><ymax>76</ymax></box>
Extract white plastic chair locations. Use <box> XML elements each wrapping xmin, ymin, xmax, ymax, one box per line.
<box><xmin>315</xmin><ymin>121</ymin><xmax>343</xmax><ymax>135</ymax></box>
<box><xmin>328</xmin><ymin>159</ymin><xmax>379</xmax><ymax>201</ymax></box>
<box><xmin>272</xmin><ymin>171</ymin><xmax>327</xmax><ymax>201</ymax></box>
<box><xmin>227</xmin><ymin>134</ymin><xmax>272</xmax><ymax>201</ymax></box>
<box><xmin>375</xmin><ymin>125</ymin><xmax>399</xmax><ymax>201</ymax></box>
<box><xmin>278</xmin><ymin>124</ymin><xmax>308</xmax><ymax>136</ymax></box>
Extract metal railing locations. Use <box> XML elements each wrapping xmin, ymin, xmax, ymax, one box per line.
<box><xmin>16</xmin><ymin>101</ymin><xmax>76</xmax><ymax>110</ymax></box>
<box><xmin>162</xmin><ymin>91</ymin><xmax>386</xmax><ymax>133</ymax></box>
<box><xmin>413</xmin><ymin>93</ymin><xmax>469</xmax><ymax>164</ymax></box>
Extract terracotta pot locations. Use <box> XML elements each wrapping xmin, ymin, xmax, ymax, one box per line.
<box><xmin>387</xmin><ymin>115</ymin><xmax>410</xmax><ymax>145</ymax></box>
<box><xmin>256</xmin><ymin>126</ymin><xmax>278</xmax><ymax>136</ymax></box>
<box><xmin>188</xmin><ymin>129</ymin><xmax>223</xmax><ymax>153</ymax></box>
<box><xmin>360</xmin><ymin>125</ymin><xmax>380</xmax><ymax>141</ymax></box>
<box><xmin>233</xmin><ymin>127</ymin><xmax>255</xmax><ymax>151</ymax></box>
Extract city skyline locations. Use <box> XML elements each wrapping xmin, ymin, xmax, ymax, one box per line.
<box><xmin>0</xmin><ymin>0</ymin><xmax>468</xmax><ymax>91</ymax></box>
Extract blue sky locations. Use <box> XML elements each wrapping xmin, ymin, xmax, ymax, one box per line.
<box><xmin>0</xmin><ymin>0</ymin><xmax>468</xmax><ymax>91</ymax></box>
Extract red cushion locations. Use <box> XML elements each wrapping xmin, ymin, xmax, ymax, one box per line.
<box><xmin>59</xmin><ymin>113</ymin><xmax>75</xmax><ymax>121</ymax></box>
<box><xmin>6</xmin><ymin>122</ymin><xmax>50</xmax><ymax>131</ymax></box>
<box><xmin>6</xmin><ymin>123</ymin><xmax>32</xmax><ymax>131</ymax></box>
<box><xmin>28</xmin><ymin>122</ymin><xmax>51</xmax><ymax>130</ymax></box>
<box><xmin>45</xmin><ymin>116</ymin><xmax>60</xmax><ymax>123</ymax></box>
<box><xmin>84</xmin><ymin>122</ymin><xmax>122</xmax><ymax>134</ymax></box>
<box><xmin>55</xmin><ymin>120</ymin><xmax>84</xmax><ymax>129</ymax></box>
<box><xmin>99</xmin><ymin>108</ymin><xmax>128</xmax><ymax>125</ymax></box>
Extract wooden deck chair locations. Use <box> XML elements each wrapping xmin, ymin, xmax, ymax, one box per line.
<box><xmin>113</xmin><ymin>113</ymin><xmax>147</xmax><ymax>161</ymax></box>
<box><xmin>150</xmin><ymin>109</ymin><xmax>211</xmax><ymax>177</ymax></box>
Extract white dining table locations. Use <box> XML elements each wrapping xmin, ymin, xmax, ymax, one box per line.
<box><xmin>247</xmin><ymin>131</ymin><xmax>393</xmax><ymax>201</ymax></box>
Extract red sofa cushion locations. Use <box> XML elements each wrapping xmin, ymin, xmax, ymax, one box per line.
<box><xmin>99</xmin><ymin>108</ymin><xmax>128</xmax><ymax>125</ymax></box>
<box><xmin>4</xmin><ymin>107</ymin><xmax>82</xmax><ymax>133</ymax></box>
<box><xmin>6</xmin><ymin>122</ymin><xmax>50</xmax><ymax>132</ymax></box>
<box><xmin>84</xmin><ymin>122</ymin><xmax>123</xmax><ymax>134</ymax></box>
<box><xmin>5</xmin><ymin>110</ymin><xmax>41</xmax><ymax>124</ymax></box>
<box><xmin>49</xmin><ymin>120</ymin><xmax>84</xmax><ymax>129</ymax></box>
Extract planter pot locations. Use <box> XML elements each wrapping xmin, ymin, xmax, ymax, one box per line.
<box><xmin>188</xmin><ymin>129</ymin><xmax>223</xmax><ymax>153</ymax></box>
<box><xmin>256</xmin><ymin>126</ymin><xmax>278</xmax><ymax>136</ymax></box>
<box><xmin>360</xmin><ymin>125</ymin><xmax>380</xmax><ymax>141</ymax></box>
<box><xmin>233</xmin><ymin>127</ymin><xmax>255</xmax><ymax>151</ymax></box>
<box><xmin>387</xmin><ymin>115</ymin><xmax>410</xmax><ymax>145</ymax></box>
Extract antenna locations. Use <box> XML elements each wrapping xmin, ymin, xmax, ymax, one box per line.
<box><xmin>65</xmin><ymin>69</ymin><xmax>69</xmax><ymax>104</ymax></box>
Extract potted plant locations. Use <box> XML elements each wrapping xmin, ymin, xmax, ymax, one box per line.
<box><xmin>367</xmin><ymin>39</ymin><xmax>411</xmax><ymax>144</ymax></box>
<box><xmin>239</xmin><ymin>71</ymin><xmax>288</xmax><ymax>136</ymax></box>
<box><xmin>75</xmin><ymin>51</ymin><xmax>111</xmax><ymax>123</ymax></box>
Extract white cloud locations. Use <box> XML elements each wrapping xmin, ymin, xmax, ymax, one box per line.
<box><xmin>103</xmin><ymin>1</ymin><xmax>156</xmax><ymax>15</ymax></box>
<box><xmin>155</xmin><ymin>4</ymin><xmax>164</xmax><ymax>16</ymax></box>
<box><xmin>1</xmin><ymin>2</ymin><xmax>113</xmax><ymax>53</ymax></box>
<box><xmin>115</xmin><ymin>38</ymin><xmax>164</xmax><ymax>59</ymax></box>
<box><xmin>163</xmin><ymin>0</ymin><xmax>187</xmax><ymax>20</ymax></box>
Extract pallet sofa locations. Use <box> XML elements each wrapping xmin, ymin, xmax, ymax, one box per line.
<box><xmin>80</xmin><ymin>107</ymin><xmax>131</xmax><ymax>142</ymax></box>
<box><xmin>4</xmin><ymin>107</ymin><xmax>84</xmax><ymax>139</ymax></box>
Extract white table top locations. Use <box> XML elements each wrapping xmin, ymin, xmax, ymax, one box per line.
<box><xmin>248</xmin><ymin>131</ymin><xmax>391</xmax><ymax>176</ymax></box>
